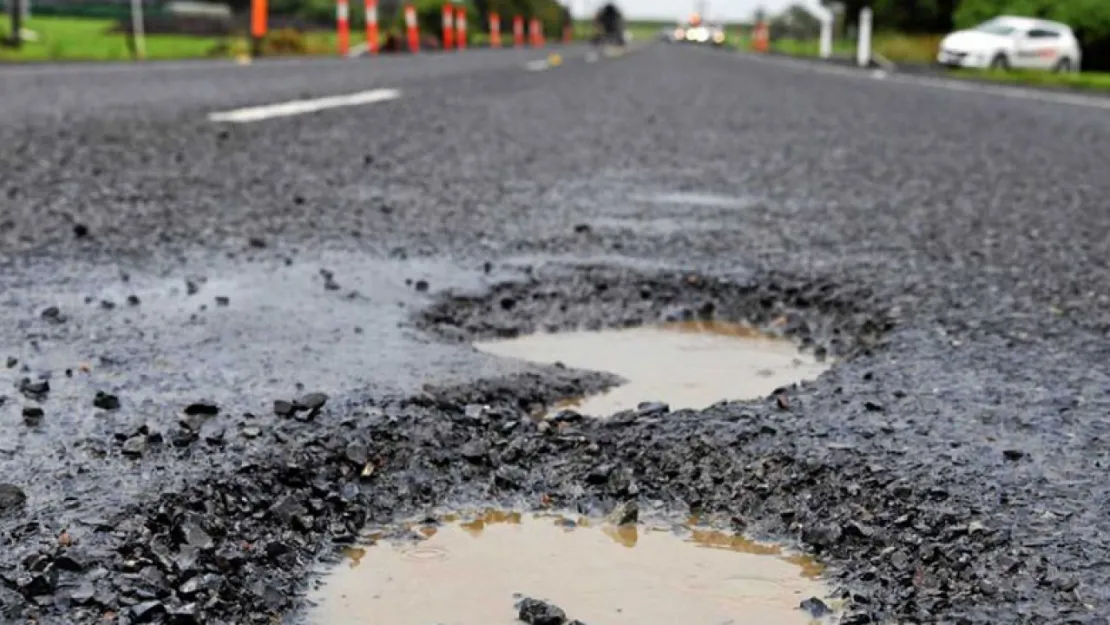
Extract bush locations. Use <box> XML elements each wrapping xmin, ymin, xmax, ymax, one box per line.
<box><xmin>263</xmin><ymin>28</ymin><xmax>308</xmax><ymax>54</ymax></box>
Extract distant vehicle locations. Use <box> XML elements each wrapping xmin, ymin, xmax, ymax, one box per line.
<box><xmin>937</xmin><ymin>16</ymin><xmax>1081</xmax><ymax>72</ymax></box>
<box><xmin>667</xmin><ymin>13</ymin><xmax>727</xmax><ymax>46</ymax></box>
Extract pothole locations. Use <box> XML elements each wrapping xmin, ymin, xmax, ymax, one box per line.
<box><xmin>308</xmin><ymin>510</ymin><xmax>836</xmax><ymax>625</ymax></box>
<box><xmin>475</xmin><ymin>320</ymin><xmax>831</xmax><ymax>417</ymax></box>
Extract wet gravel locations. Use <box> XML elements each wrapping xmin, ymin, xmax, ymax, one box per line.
<box><xmin>3</xmin><ymin>43</ymin><xmax>1110</xmax><ymax>624</ymax></box>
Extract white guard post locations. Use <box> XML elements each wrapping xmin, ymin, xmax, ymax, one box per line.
<box><xmin>857</xmin><ymin>7</ymin><xmax>872</xmax><ymax>67</ymax></box>
<box><xmin>130</xmin><ymin>0</ymin><xmax>146</xmax><ymax>59</ymax></box>
<box><xmin>804</xmin><ymin>1</ymin><xmax>833</xmax><ymax>59</ymax></box>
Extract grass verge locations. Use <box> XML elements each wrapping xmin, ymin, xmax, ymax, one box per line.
<box><xmin>0</xmin><ymin>16</ymin><xmax>343</xmax><ymax>62</ymax></box>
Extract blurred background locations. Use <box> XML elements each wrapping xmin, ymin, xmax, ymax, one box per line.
<box><xmin>2</xmin><ymin>0</ymin><xmax>1109</xmax><ymax>88</ymax></box>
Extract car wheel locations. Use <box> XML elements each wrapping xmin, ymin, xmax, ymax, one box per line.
<box><xmin>989</xmin><ymin>53</ymin><xmax>1009</xmax><ymax>71</ymax></box>
<box><xmin>1054</xmin><ymin>57</ymin><xmax>1072</xmax><ymax>73</ymax></box>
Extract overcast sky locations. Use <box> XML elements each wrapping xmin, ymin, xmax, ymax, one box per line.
<box><xmin>573</xmin><ymin>0</ymin><xmax>795</xmax><ymax>21</ymax></box>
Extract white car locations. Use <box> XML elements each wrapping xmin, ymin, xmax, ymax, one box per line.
<box><xmin>937</xmin><ymin>16</ymin><xmax>1081</xmax><ymax>72</ymax></box>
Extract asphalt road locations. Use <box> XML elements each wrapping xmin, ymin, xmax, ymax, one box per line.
<box><xmin>2</xmin><ymin>43</ymin><xmax>1110</xmax><ymax>624</ymax></box>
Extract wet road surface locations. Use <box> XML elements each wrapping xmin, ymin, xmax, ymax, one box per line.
<box><xmin>2</xmin><ymin>42</ymin><xmax>1110</xmax><ymax>624</ymax></box>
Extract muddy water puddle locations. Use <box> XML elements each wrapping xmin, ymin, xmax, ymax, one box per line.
<box><xmin>309</xmin><ymin>511</ymin><xmax>834</xmax><ymax>625</ymax></box>
<box><xmin>475</xmin><ymin>321</ymin><xmax>830</xmax><ymax>417</ymax></box>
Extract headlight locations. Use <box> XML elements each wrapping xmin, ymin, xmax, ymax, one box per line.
<box><xmin>712</xmin><ymin>31</ymin><xmax>725</xmax><ymax>43</ymax></box>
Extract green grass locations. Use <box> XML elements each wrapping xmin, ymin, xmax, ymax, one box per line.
<box><xmin>952</xmin><ymin>68</ymin><xmax>1110</xmax><ymax>91</ymax></box>
<box><xmin>0</xmin><ymin>16</ymin><xmax>345</xmax><ymax>62</ymax></box>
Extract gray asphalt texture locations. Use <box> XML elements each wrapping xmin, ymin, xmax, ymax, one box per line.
<box><xmin>2</xmin><ymin>43</ymin><xmax>1110</xmax><ymax>624</ymax></box>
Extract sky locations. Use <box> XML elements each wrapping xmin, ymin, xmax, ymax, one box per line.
<box><xmin>572</xmin><ymin>0</ymin><xmax>795</xmax><ymax>22</ymax></box>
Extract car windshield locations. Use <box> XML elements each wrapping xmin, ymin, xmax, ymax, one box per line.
<box><xmin>973</xmin><ymin>19</ymin><xmax>1019</xmax><ymax>35</ymax></box>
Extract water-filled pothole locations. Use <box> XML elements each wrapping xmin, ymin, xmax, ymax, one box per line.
<box><xmin>309</xmin><ymin>511</ymin><xmax>835</xmax><ymax>625</ymax></box>
<box><xmin>475</xmin><ymin>321</ymin><xmax>830</xmax><ymax>417</ymax></box>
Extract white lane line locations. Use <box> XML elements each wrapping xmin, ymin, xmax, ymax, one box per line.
<box><xmin>737</xmin><ymin>52</ymin><xmax>1110</xmax><ymax>111</ymax></box>
<box><xmin>208</xmin><ymin>88</ymin><xmax>401</xmax><ymax>123</ymax></box>
<box><xmin>524</xmin><ymin>59</ymin><xmax>550</xmax><ymax>72</ymax></box>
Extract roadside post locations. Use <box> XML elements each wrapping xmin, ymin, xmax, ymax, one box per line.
<box><xmin>562</xmin><ymin>21</ymin><xmax>571</xmax><ymax>44</ymax></box>
<box><xmin>336</xmin><ymin>0</ymin><xmax>350</xmax><ymax>56</ymax></box>
<box><xmin>455</xmin><ymin>5</ymin><xmax>465</xmax><ymax>50</ymax></box>
<box><xmin>490</xmin><ymin>12</ymin><xmax>501</xmax><ymax>48</ymax></box>
<box><xmin>405</xmin><ymin>3</ymin><xmax>419</xmax><ymax>53</ymax></box>
<box><xmin>513</xmin><ymin>15</ymin><xmax>524</xmax><ymax>47</ymax></box>
<box><xmin>442</xmin><ymin>3</ymin><xmax>454</xmax><ymax>50</ymax></box>
<box><xmin>857</xmin><ymin>7</ymin><xmax>872</xmax><ymax>67</ymax></box>
<box><xmin>250</xmin><ymin>0</ymin><xmax>267</xmax><ymax>57</ymax></box>
<box><xmin>5</xmin><ymin>0</ymin><xmax>21</xmax><ymax>48</ymax></box>
<box><xmin>365</xmin><ymin>0</ymin><xmax>378</xmax><ymax>54</ymax></box>
<box><xmin>129</xmin><ymin>0</ymin><xmax>146</xmax><ymax>59</ymax></box>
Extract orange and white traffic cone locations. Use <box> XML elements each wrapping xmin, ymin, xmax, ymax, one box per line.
<box><xmin>455</xmin><ymin>6</ymin><xmax>466</xmax><ymax>50</ymax></box>
<box><xmin>490</xmin><ymin>12</ymin><xmax>501</xmax><ymax>48</ymax></box>
<box><xmin>752</xmin><ymin>22</ymin><xmax>769</xmax><ymax>53</ymax></box>
<box><xmin>442</xmin><ymin>3</ymin><xmax>454</xmax><ymax>50</ymax></box>
<box><xmin>364</xmin><ymin>0</ymin><xmax>378</xmax><ymax>54</ymax></box>
<box><xmin>336</xmin><ymin>0</ymin><xmax>350</xmax><ymax>55</ymax></box>
<box><xmin>513</xmin><ymin>15</ymin><xmax>524</xmax><ymax>47</ymax></box>
<box><xmin>405</xmin><ymin>4</ymin><xmax>419</xmax><ymax>53</ymax></box>
<box><xmin>250</xmin><ymin>0</ymin><xmax>267</xmax><ymax>57</ymax></box>
<box><xmin>529</xmin><ymin>18</ymin><xmax>542</xmax><ymax>47</ymax></box>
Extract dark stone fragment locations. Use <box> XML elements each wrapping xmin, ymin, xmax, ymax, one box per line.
<box><xmin>345</xmin><ymin>442</ymin><xmax>368</xmax><ymax>465</ymax></box>
<box><xmin>99</xmin><ymin>299</ymin><xmax>116</xmax><ymax>310</ymax></box>
<box><xmin>53</xmin><ymin>552</ymin><xmax>87</xmax><ymax>571</ymax></box>
<box><xmin>167</xmin><ymin>602</ymin><xmax>199</xmax><ymax>624</ymax></box>
<box><xmin>73</xmin><ymin>224</ymin><xmax>89</xmax><ymax>238</ymax></box>
<box><xmin>264</xmin><ymin>541</ymin><xmax>291</xmax><ymax>558</ymax></box>
<box><xmin>185</xmin><ymin>280</ymin><xmax>200</xmax><ymax>296</ymax></box>
<box><xmin>587</xmin><ymin>464</ymin><xmax>613</xmax><ymax>485</ymax></box>
<box><xmin>803</xmin><ymin>524</ymin><xmax>843</xmax><ymax>550</ymax></box>
<box><xmin>460</xmin><ymin>441</ymin><xmax>488</xmax><ymax>462</ymax></box>
<box><xmin>69</xmin><ymin>582</ymin><xmax>96</xmax><ymax>604</ymax></box>
<box><xmin>414</xmin><ymin>280</ymin><xmax>429</xmax><ymax>292</ymax></box>
<box><xmin>22</xmin><ymin>405</ymin><xmax>43</xmax><ymax>426</ymax></box>
<box><xmin>178</xmin><ymin>573</ymin><xmax>221</xmax><ymax>597</ymax></box>
<box><xmin>248</xmin><ymin>237</ymin><xmax>267</xmax><ymax>248</ymax></box>
<box><xmin>518</xmin><ymin>597</ymin><xmax>567</xmax><ymax>625</ymax></box>
<box><xmin>184</xmin><ymin>401</ymin><xmax>219</xmax><ymax>416</ymax></box>
<box><xmin>20</xmin><ymin>569</ymin><xmax>57</xmax><ymax>596</ymax></box>
<box><xmin>296</xmin><ymin>392</ymin><xmax>328</xmax><ymax>411</ymax></box>
<box><xmin>800</xmin><ymin>597</ymin><xmax>832</xmax><ymax>618</ymax></box>
<box><xmin>573</xmin><ymin>223</ymin><xmax>591</xmax><ymax>233</ymax></box>
<box><xmin>93</xmin><ymin>391</ymin><xmax>120</xmax><ymax>410</ymax></box>
<box><xmin>130</xmin><ymin>600</ymin><xmax>166</xmax><ymax>623</ymax></box>
<box><xmin>1003</xmin><ymin>449</ymin><xmax>1024</xmax><ymax>461</ymax></box>
<box><xmin>5</xmin><ymin>356</ymin><xmax>15</xmax><ymax>368</ymax></box>
<box><xmin>0</xmin><ymin>483</ymin><xmax>27</xmax><ymax>516</ymax></box>
<box><xmin>122</xmin><ymin>436</ymin><xmax>147</xmax><ymax>457</ymax></box>
<box><xmin>864</xmin><ymin>400</ymin><xmax>884</xmax><ymax>412</ymax></box>
<box><xmin>273</xmin><ymin>400</ymin><xmax>295</xmax><ymax>417</ymax></box>
<box><xmin>180</xmin><ymin>521</ymin><xmax>214</xmax><ymax>551</ymax></box>
<box><xmin>19</xmin><ymin>378</ymin><xmax>49</xmax><ymax>398</ymax></box>
<box><xmin>636</xmin><ymin>401</ymin><xmax>669</xmax><ymax>416</ymax></box>
<box><xmin>339</xmin><ymin>482</ymin><xmax>359</xmax><ymax>501</ymax></box>
<box><xmin>214</xmin><ymin>296</ymin><xmax>230</xmax><ymax>307</ymax></box>
<box><xmin>41</xmin><ymin>306</ymin><xmax>65</xmax><ymax>323</ymax></box>
<box><xmin>127</xmin><ymin>295</ymin><xmax>141</xmax><ymax>307</ymax></box>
